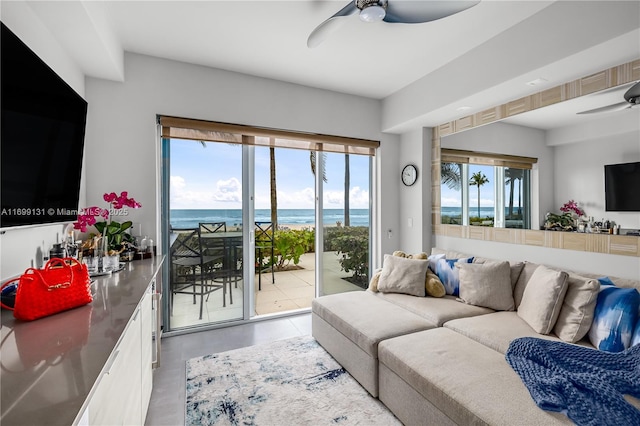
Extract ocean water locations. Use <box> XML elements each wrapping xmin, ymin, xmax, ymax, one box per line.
<box><xmin>170</xmin><ymin>209</ymin><xmax>369</xmax><ymax>229</ymax></box>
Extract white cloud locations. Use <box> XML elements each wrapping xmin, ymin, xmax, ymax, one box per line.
<box><xmin>170</xmin><ymin>175</ymin><xmax>242</xmax><ymax>209</ymax></box>
<box><xmin>213</xmin><ymin>177</ymin><xmax>241</xmax><ymax>202</ymax></box>
<box><xmin>323</xmin><ymin>186</ymin><xmax>369</xmax><ymax>209</ymax></box>
<box><xmin>441</xmin><ymin>197</ymin><xmax>462</xmax><ymax>207</ymax></box>
<box><xmin>276</xmin><ymin>187</ymin><xmax>315</xmax><ymax>209</ymax></box>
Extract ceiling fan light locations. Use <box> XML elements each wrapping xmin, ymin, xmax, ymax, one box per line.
<box><xmin>359</xmin><ymin>5</ymin><xmax>386</xmax><ymax>22</ymax></box>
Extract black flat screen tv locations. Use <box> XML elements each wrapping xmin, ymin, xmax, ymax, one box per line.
<box><xmin>1</xmin><ymin>22</ymin><xmax>87</xmax><ymax>229</ymax></box>
<box><xmin>604</xmin><ymin>161</ymin><xmax>640</xmax><ymax>212</ymax></box>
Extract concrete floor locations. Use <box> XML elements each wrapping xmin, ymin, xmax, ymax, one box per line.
<box><xmin>169</xmin><ymin>252</ymin><xmax>363</xmax><ymax>329</ymax></box>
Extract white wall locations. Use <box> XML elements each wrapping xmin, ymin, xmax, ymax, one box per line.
<box><xmin>441</xmin><ymin>122</ymin><xmax>554</xmax><ymax>228</ymax></box>
<box><xmin>396</xmin><ymin>128</ymin><xmax>432</xmax><ymax>254</ymax></box>
<box><xmin>549</xmin><ymin>111</ymin><xmax>640</xmax><ymax>231</ymax></box>
<box><xmin>0</xmin><ymin>4</ymin><xmax>87</xmax><ymax>280</ymax></box>
<box><xmin>376</xmin><ymin>134</ymin><xmax>401</xmax><ymax>269</ymax></box>
<box><xmin>84</xmin><ymin>53</ymin><xmax>386</xmax><ymax>256</ymax></box>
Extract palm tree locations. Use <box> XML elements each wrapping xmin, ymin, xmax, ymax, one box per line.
<box><xmin>505</xmin><ymin>168</ymin><xmax>524</xmax><ymax>218</ymax></box>
<box><xmin>441</xmin><ymin>162</ymin><xmax>462</xmax><ymax>190</ymax></box>
<box><xmin>309</xmin><ymin>151</ymin><xmax>327</xmax><ymax>183</ymax></box>
<box><xmin>469</xmin><ymin>171</ymin><xmax>489</xmax><ymax>218</ymax></box>
<box><xmin>269</xmin><ymin>146</ymin><xmax>277</xmax><ymax>229</ymax></box>
<box><xmin>344</xmin><ymin>154</ymin><xmax>350</xmax><ymax>226</ymax></box>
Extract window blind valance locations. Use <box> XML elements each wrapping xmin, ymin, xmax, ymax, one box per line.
<box><xmin>441</xmin><ymin>148</ymin><xmax>537</xmax><ymax>170</ymax></box>
<box><xmin>159</xmin><ymin>116</ymin><xmax>379</xmax><ymax>156</ymax></box>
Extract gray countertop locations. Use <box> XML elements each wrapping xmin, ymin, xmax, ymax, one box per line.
<box><xmin>0</xmin><ymin>257</ymin><xmax>164</xmax><ymax>426</ymax></box>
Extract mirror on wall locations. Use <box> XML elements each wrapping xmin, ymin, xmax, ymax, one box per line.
<box><xmin>439</xmin><ymin>82</ymin><xmax>640</xmax><ymax>232</ymax></box>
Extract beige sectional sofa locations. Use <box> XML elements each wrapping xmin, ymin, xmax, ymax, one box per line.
<box><xmin>311</xmin><ymin>248</ymin><xmax>640</xmax><ymax>425</ymax></box>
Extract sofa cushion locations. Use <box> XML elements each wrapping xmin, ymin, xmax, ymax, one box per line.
<box><xmin>378</xmin><ymin>328</ymin><xmax>572</xmax><ymax>426</ymax></box>
<box><xmin>377</xmin><ymin>254</ymin><xmax>428</xmax><ymax>297</ymax></box>
<box><xmin>517</xmin><ymin>265</ymin><xmax>569</xmax><ymax>334</ymax></box>
<box><xmin>311</xmin><ymin>291</ymin><xmax>435</xmax><ymax>357</ymax></box>
<box><xmin>587</xmin><ymin>279</ymin><xmax>640</xmax><ymax>352</ymax></box>
<box><xmin>443</xmin><ymin>311</ymin><xmax>581</xmax><ymax>354</ymax></box>
<box><xmin>373</xmin><ymin>292</ymin><xmax>493</xmax><ymax>326</ymax></box>
<box><xmin>436</xmin><ymin>257</ymin><xmax>474</xmax><ymax>296</ymax></box>
<box><xmin>553</xmin><ymin>273</ymin><xmax>600</xmax><ymax>343</ymax></box>
<box><xmin>457</xmin><ymin>261</ymin><xmax>514</xmax><ymax>311</ymax></box>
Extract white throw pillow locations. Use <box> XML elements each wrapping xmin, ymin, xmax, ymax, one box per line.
<box><xmin>377</xmin><ymin>254</ymin><xmax>428</xmax><ymax>297</ymax></box>
<box><xmin>457</xmin><ymin>261</ymin><xmax>514</xmax><ymax>311</ymax></box>
<box><xmin>517</xmin><ymin>265</ymin><xmax>569</xmax><ymax>334</ymax></box>
<box><xmin>553</xmin><ymin>273</ymin><xmax>600</xmax><ymax>343</ymax></box>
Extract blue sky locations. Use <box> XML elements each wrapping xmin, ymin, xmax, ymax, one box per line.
<box><xmin>441</xmin><ymin>164</ymin><xmax>525</xmax><ymax>210</ymax></box>
<box><xmin>170</xmin><ymin>139</ymin><xmax>370</xmax><ymax>210</ymax></box>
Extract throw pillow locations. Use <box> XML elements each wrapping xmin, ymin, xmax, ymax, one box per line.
<box><xmin>436</xmin><ymin>257</ymin><xmax>474</xmax><ymax>296</ymax></box>
<box><xmin>377</xmin><ymin>254</ymin><xmax>428</xmax><ymax>297</ymax></box>
<box><xmin>427</xmin><ymin>253</ymin><xmax>445</xmax><ymax>273</ymax></box>
<box><xmin>457</xmin><ymin>261</ymin><xmax>514</xmax><ymax>311</ymax></box>
<box><xmin>367</xmin><ymin>269</ymin><xmax>382</xmax><ymax>292</ymax></box>
<box><xmin>553</xmin><ymin>273</ymin><xmax>600</xmax><ymax>343</ymax></box>
<box><xmin>587</xmin><ymin>278</ymin><xmax>640</xmax><ymax>352</ymax></box>
<box><xmin>517</xmin><ymin>265</ymin><xmax>569</xmax><ymax>334</ymax></box>
<box><xmin>509</xmin><ymin>261</ymin><xmax>525</xmax><ymax>288</ymax></box>
<box><xmin>425</xmin><ymin>270</ymin><xmax>446</xmax><ymax>298</ymax></box>
<box><xmin>632</xmin><ymin>321</ymin><xmax>640</xmax><ymax>347</ymax></box>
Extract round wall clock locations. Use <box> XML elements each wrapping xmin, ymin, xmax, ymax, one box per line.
<box><xmin>401</xmin><ymin>164</ymin><xmax>418</xmax><ymax>186</ymax></box>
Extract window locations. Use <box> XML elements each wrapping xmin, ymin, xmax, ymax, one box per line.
<box><xmin>441</xmin><ymin>149</ymin><xmax>535</xmax><ymax>228</ymax></box>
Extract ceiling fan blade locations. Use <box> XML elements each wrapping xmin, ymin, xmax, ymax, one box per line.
<box><xmin>383</xmin><ymin>0</ymin><xmax>480</xmax><ymax>23</ymax></box>
<box><xmin>624</xmin><ymin>81</ymin><xmax>640</xmax><ymax>102</ymax></box>
<box><xmin>577</xmin><ymin>102</ymin><xmax>630</xmax><ymax>115</ymax></box>
<box><xmin>307</xmin><ymin>2</ymin><xmax>358</xmax><ymax>48</ymax></box>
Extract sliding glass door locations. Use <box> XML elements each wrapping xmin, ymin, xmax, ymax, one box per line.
<box><xmin>161</xmin><ymin>117</ymin><xmax>377</xmax><ymax>332</ymax></box>
<box><xmin>253</xmin><ymin>146</ymin><xmax>316</xmax><ymax>315</ymax></box>
<box><xmin>320</xmin><ymin>153</ymin><xmax>371</xmax><ymax>296</ymax></box>
<box><xmin>166</xmin><ymin>139</ymin><xmax>244</xmax><ymax>329</ymax></box>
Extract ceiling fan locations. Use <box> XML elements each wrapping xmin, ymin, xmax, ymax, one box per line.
<box><xmin>577</xmin><ymin>81</ymin><xmax>640</xmax><ymax>115</ymax></box>
<box><xmin>307</xmin><ymin>0</ymin><xmax>480</xmax><ymax>48</ymax></box>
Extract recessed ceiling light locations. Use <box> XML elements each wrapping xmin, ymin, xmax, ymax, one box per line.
<box><xmin>526</xmin><ymin>78</ymin><xmax>548</xmax><ymax>86</ymax></box>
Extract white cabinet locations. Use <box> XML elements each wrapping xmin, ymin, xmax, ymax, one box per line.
<box><xmin>140</xmin><ymin>286</ymin><xmax>153</xmax><ymax>423</ymax></box>
<box><xmin>87</xmin><ymin>288</ymin><xmax>153</xmax><ymax>425</ymax></box>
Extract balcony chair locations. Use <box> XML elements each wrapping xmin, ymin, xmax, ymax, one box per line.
<box><xmin>199</xmin><ymin>222</ymin><xmax>242</xmax><ymax>305</ymax></box>
<box><xmin>255</xmin><ymin>221</ymin><xmax>275</xmax><ymax>291</ymax></box>
<box><xmin>170</xmin><ymin>228</ymin><xmax>225</xmax><ymax>320</ymax></box>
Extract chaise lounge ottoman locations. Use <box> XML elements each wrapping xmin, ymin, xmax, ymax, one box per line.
<box><xmin>312</xmin><ymin>291</ymin><xmax>436</xmax><ymax>396</ymax></box>
<box><xmin>378</xmin><ymin>328</ymin><xmax>572</xmax><ymax>426</ymax></box>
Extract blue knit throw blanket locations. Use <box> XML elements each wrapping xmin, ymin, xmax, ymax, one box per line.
<box><xmin>505</xmin><ymin>337</ymin><xmax>640</xmax><ymax>426</ymax></box>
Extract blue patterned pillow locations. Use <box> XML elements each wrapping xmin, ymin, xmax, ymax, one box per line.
<box><xmin>436</xmin><ymin>257</ymin><xmax>474</xmax><ymax>296</ymax></box>
<box><xmin>632</xmin><ymin>321</ymin><xmax>640</xmax><ymax>347</ymax></box>
<box><xmin>427</xmin><ymin>253</ymin><xmax>445</xmax><ymax>273</ymax></box>
<box><xmin>587</xmin><ymin>278</ymin><xmax>640</xmax><ymax>352</ymax></box>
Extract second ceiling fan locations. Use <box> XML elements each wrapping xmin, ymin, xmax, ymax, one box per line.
<box><xmin>307</xmin><ymin>0</ymin><xmax>480</xmax><ymax>48</ymax></box>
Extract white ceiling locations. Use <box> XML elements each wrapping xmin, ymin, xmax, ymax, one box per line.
<box><xmin>20</xmin><ymin>0</ymin><xmax>640</xmax><ymax>130</ymax></box>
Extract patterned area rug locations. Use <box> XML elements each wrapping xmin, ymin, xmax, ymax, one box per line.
<box><xmin>185</xmin><ymin>336</ymin><xmax>400</xmax><ymax>425</ymax></box>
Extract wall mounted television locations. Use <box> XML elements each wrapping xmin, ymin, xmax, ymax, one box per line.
<box><xmin>604</xmin><ymin>161</ymin><xmax>640</xmax><ymax>212</ymax></box>
<box><xmin>1</xmin><ymin>22</ymin><xmax>87</xmax><ymax>229</ymax></box>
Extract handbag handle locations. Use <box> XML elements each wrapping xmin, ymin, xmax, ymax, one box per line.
<box><xmin>0</xmin><ymin>278</ymin><xmax>19</xmax><ymax>311</ymax></box>
<box><xmin>25</xmin><ymin>258</ymin><xmax>79</xmax><ymax>291</ymax></box>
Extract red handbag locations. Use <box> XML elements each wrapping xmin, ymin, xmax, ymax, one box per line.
<box><xmin>0</xmin><ymin>257</ymin><xmax>92</xmax><ymax>321</ymax></box>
